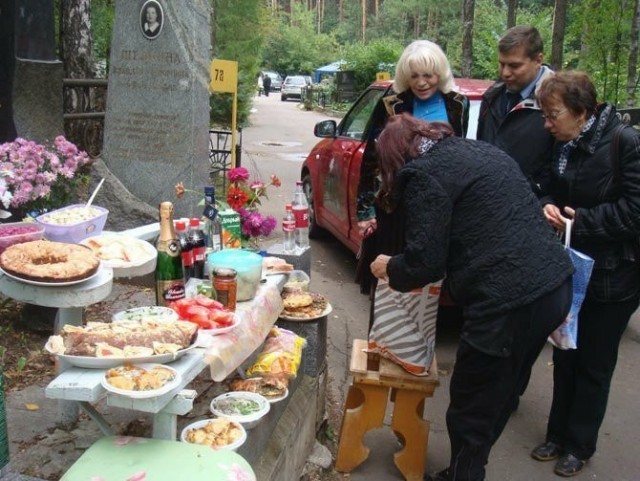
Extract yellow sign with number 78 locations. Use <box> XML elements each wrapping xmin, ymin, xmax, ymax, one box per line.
<box><xmin>209</xmin><ymin>59</ymin><xmax>238</xmax><ymax>93</ymax></box>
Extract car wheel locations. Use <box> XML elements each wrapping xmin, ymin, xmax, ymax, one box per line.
<box><xmin>302</xmin><ymin>173</ymin><xmax>325</xmax><ymax>239</ymax></box>
<box><xmin>281</xmin><ymin>95</ymin><xmax>286</xmax><ymax>101</ymax></box>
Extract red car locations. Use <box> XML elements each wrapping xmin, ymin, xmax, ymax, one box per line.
<box><xmin>301</xmin><ymin>78</ymin><xmax>492</xmax><ymax>253</ymax></box>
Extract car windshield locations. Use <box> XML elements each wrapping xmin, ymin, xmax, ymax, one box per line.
<box><xmin>287</xmin><ymin>77</ymin><xmax>306</xmax><ymax>86</ymax></box>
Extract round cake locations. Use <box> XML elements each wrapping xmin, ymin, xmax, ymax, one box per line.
<box><xmin>0</xmin><ymin>239</ymin><xmax>100</xmax><ymax>283</ymax></box>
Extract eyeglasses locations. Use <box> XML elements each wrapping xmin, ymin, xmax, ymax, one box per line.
<box><xmin>541</xmin><ymin>109</ymin><xmax>568</xmax><ymax>121</ymax></box>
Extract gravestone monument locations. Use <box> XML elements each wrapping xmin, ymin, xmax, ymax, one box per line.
<box><xmin>102</xmin><ymin>0</ymin><xmax>211</xmax><ymax>217</ymax></box>
<box><xmin>0</xmin><ymin>0</ymin><xmax>64</xmax><ymax>143</ymax></box>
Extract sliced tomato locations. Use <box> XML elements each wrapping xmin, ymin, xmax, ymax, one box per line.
<box><xmin>209</xmin><ymin>309</ymin><xmax>235</xmax><ymax>327</ymax></box>
<box><xmin>169</xmin><ymin>298</ymin><xmax>194</xmax><ymax>318</ymax></box>
<box><xmin>193</xmin><ymin>295</ymin><xmax>223</xmax><ymax>310</ymax></box>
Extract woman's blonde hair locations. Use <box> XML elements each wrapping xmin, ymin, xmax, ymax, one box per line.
<box><xmin>394</xmin><ymin>40</ymin><xmax>455</xmax><ymax>94</ymax></box>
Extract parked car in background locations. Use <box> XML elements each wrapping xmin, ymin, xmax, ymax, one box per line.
<box><xmin>300</xmin><ymin>78</ymin><xmax>493</xmax><ymax>254</ymax></box>
<box><xmin>261</xmin><ymin>70</ymin><xmax>283</xmax><ymax>91</ymax></box>
<box><xmin>281</xmin><ymin>75</ymin><xmax>307</xmax><ymax>101</ymax></box>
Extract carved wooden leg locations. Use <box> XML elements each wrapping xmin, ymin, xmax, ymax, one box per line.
<box><xmin>335</xmin><ymin>382</ymin><xmax>390</xmax><ymax>472</ymax></box>
<box><xmin>391</xmin><ymin>390</ymin><xmax>430</xmax><ymax>481</ymax></box>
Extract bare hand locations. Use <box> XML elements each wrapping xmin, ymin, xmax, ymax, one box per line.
<box><xmin>543</xmin><ymin>204</ymin><xmax>566</xmax><ymax>231</ymax></box>
<box><xmin>358</xmin><ymin>218</ymin><xmax>377</xmax><ymax>236</ymax></box>
<box><xmin>370</xmin><ymin>255</ymin><xmax>390</xmax><ymax>281</ymax></box>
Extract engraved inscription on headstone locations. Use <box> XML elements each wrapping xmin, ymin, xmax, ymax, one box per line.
<box><xmin>103</xmin><ymin>0</ymin><xmax>211</xmax><ymax>217</ymax></box>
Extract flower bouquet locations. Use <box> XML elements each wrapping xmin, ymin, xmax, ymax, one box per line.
<box><xmin>175</xmin><ymin>166</ymin><xmax>281</xmax><ymax>250</ymax></box>
<box><xmin>0</xmin><ymin>136</ymin><xmax>93</xmax><ymax>220</ymax></box>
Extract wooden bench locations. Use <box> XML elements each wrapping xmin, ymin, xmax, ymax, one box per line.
<box><xmin>335</xmin><ymin>339</ymin><xmax>440</xmax><ymax>481</ymax></box>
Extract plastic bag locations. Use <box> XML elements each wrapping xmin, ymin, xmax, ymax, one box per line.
<box><xmin>368</xmin><ymin>280</ymin><xmax>440</xmax><ymax>376</ymax></box>
<box><xmin>548</xmin><ymin>219</ymin><xmax>594</xmax><ymax>350</ymax></box>
<box><xmin>246</xmin><ymin>327</ymin><xmax>306</xmax><ymax>378</ymax></box>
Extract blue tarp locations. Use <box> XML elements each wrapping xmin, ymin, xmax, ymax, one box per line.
<box><xmin>314</xmin><ymin>60</ymin><xmax>347</xmax><ymax>83</ymax></box>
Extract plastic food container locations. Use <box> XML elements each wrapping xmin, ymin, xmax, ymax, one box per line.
<box><xmin>0</xmin><ymin>222</ymin><xmax>45</xmax><ymax>254</ymax></box>
<box><xmin>112</xmin><ymin>306</ymin><xmax>178</xmax><ymax>323</ymax></box>
<box><xmin>210</xmin><ymin>391</ymin><xmax>270</xmax><ymax>430</ymax></box>
<box><xmin>207</xmin><ymin>249</ymin><xmax>263</xmax><ymax>302</ymax></box>
<box><xmin>180</xmin><ymin>418</ymin><xmax>247</xmax><ymax>451</ymax></box>
<box><xmin>36</xmin><ymin>204</ymin><xmax>109</xmax><ymax>243</ymax></box>
<box><xmin>283</xmin><ymin>270</ymin><xmax>311</xmax><ymax>293</ymax></box>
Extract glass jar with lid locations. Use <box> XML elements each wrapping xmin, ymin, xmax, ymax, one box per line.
<box><xmin>212</xmin><ymin>267</ymin><xmax>237</xmax><ymax>311</ymax></box>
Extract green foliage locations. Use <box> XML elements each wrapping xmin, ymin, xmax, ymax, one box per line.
<box><xmin>91</xmin><ymin>0</ymin><xmax>115</xmax><ymax>76</ymax></box>
<box><xmin>262</xmin><ymin>4</ymin><xmax>339</xmax><ymax>77</ymax></box>
<box><xmin>343</xmin><ymin>39</ymin><xmax>404</xmax><ymax>92</ymax></box>
<box><xmin>210</xmin><ymin>0</ymin><xmax>266</xmax><ymax>127</ymax></box>
<box><xmin>568</xmin><ymin>0</ymin><xmax>633</xmax><ymax>105</ymax></box>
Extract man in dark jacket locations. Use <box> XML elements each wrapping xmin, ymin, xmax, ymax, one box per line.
<box><xmin>262</xmin><ymin>74</ymin><xmax>272</xmax><ymax>97</ymax></box>
<box><xmin>477</xmin><ymin>25</ymin><xmax>554</xmax><ymax>194</ymax></box>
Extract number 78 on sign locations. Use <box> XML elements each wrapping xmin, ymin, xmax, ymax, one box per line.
<box><xmin>209</xmin><ymin>59</ymin><xmax>238</xmax><ymax>93</ymax></box>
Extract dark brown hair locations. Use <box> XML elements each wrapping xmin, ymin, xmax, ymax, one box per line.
<box><xmin>537</xmin><ymin>70</ymin><xmax>598</xmax><ymax>117</ymax></box>
<box><xmin>375</xmin><ymin>114</ymin><xmax>453</xmax><ymax>205</ymax></box>
<box><xmin>498</xmin><ymin>25</ymin><xmax>543</xmax><ymax>59</ymax></box>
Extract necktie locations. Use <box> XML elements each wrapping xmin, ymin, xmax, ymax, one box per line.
<box><xmin>505</xmin><ymin>91</ymin><xmax>520</xmax><ymax>113</ymax></box>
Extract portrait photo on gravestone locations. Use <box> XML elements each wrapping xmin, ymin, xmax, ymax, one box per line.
<box><xmin>140</xmin><ymin>0</ymin><xmax>163</xmax><ymax>40</ymax></box>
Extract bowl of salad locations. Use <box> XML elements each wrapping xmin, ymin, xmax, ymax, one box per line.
<box><xmin>112</xmin><ymin>306</ymin><xmax>178</xmax><ymax>323</ymax></box>
<box><xmin>210</xmin><ymin>391</ymin><xmax>270</xmax><ymax>430</ymax></box>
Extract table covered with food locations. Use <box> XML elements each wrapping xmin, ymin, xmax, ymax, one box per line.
<box><xmin>0</xmin><ymin>203</ymin><xmax>332</xmax><ymax>466</ymax></box>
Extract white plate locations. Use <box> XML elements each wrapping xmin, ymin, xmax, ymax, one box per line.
<box><xmin>0</xmin><ymin>264</ymin><xmax>102</xmax><ymax>287</ymax></box>
<box><xmin>112</xmin><ymin>306</ymin><xmax>178</xmax><ymax>323</ymax></box>
<box><xmin>47</xmin><ymin>343</ymin><xmax>197</xmax><ymax>369</ymax></box>
<box><xmin>180</xmin><ymin>418</ymin><xmax>247</xmax><ymax>451</ymax></box>
<box><xmin>101</xmin><ymin>363</ymin><xmax>181</xmax><ymax>399</ymax></box>
<box><xmin>278</xmin><ymin>303</ymin><xmax>333</xmax><ymax>322</ymax></box>
<box><xmin>198</xmin><ymin>315</ymin><xmax>241</xmax><ymax>336</ymax></box>
<box><xmin>80</xmin><ymin>234</ymin><xmax>157</xmax><ymax>277</ymax></box>
<box><xmin>264</xmin><ymin>387</ymin><xmax>289</xmax><ymax>404</ymax></box>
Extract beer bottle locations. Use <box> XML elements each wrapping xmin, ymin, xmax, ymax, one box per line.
<box><xmin>155</xmin><ymin>202</ymin><xmax>186</xmax><ymax>306</ymax></box>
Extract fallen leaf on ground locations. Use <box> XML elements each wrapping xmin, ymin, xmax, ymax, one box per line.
<box><xmin>24</xmin><ymin>403</ymin><xmax>39</xmax><ymax>411</ymax></box>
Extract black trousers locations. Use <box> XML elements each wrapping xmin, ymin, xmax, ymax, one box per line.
<box><xmin>445</xmin><ymin>277</ymin><xmax>572</xmax><ymax>481</ymax></box>
<box><xmin>546</xmin><ymin>293</ymin><xmax>639</xmax><ymax>459</ymax></box>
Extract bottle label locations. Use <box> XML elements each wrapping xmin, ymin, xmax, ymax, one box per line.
<box><xmin>282</xmin><ymin>219</ymin><xmax>295</xmax><ymax>233</ymax></box>
<box><xmin>203</xmin><ymin>204</ymin><xmax>219</xmax><ymax>221</ymax></box>
<box><xmin>181</xmin><ymin>250</ymin><xmax>194</xmax><ymax>267</ymax></box>
<box><xmin>193</xmin><ymin>246</ymin><xmax>205</xmax><ymax>262</ymax></box>
<box><xmin>293</xmin><ymin>207</ymin><xmax>309</xmax><ymax>228</ymax></box>
<box><xmin>158</xmin><ymin>239</ymin><xmax>181</xmax><ymax>258</ymax></box>
<box><xmin>156</xmin><ymin>280</ymin><xmax>186</xmax><ymax>306</ymax></box>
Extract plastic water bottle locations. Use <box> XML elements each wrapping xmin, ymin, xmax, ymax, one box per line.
<box><xmin>292</xmin><ymin>181</ymin><xmax>309</xmax><ymax>249</ymax></box>
<box><xmin>189</xmin><ymin>218</ymin><xmax>206</xmax><ymax>279</ymax></box>
<box><xmin>175</xmin><ymin>220</ymin><xmax>193</xmax><ymax>282</ymax></box>
<box><xmin>282</xmin><ymin>204</ymin><xmax>296</xmax><ymax>253</ymax></box>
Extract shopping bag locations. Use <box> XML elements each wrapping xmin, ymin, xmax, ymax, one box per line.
<box><xmin>368</xmin><ymin>279</ymin><xmax>441</xmax><ymax>375</ymax></box>
<box><xmin>548</xmin><ymin>219</ymin><xmax>594</xmax><ymax>350</ymax></box>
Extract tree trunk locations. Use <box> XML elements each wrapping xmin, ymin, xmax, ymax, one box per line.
<box><xmin>627</xmin><ymin>0</ymin><xmax>640</xmax><ymax>107</ymax></box>
<box><xmin>362</xmin><ymin>0</ymin><xmax>366</xmax><ymax>43</ymax></box>
<box><xmin>550</xmin><ymin>0</ymin><xmax>567</xmax><ymax>70</ymax></box>
<box><xmin>507</xmin><ymin>0</ymin><xmax>518</xmax><ymax>28</ymax></box>
<box><xmin>60</xmin><ymin>0</ymin><xmax>94</xmax><ymax>153</ymax></box>
<box><xmin>461</xmin><ymin>0</ymin><xmax>475</xmax><ymax>77</ymax></box>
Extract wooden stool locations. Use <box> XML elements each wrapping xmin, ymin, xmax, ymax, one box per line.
<box><xmin>335</xmin><ymin>339</ymin><xmax>440</xmax><ymax>481</ymax></box>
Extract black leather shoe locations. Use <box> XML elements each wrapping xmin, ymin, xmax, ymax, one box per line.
<box><xmin>424</xmin><ymin>468</ymin><xmax>449</xmax><ymax>481</ymax></box>
<box><xmin>554</xmin><ymin>454</ymin><xmax>586</xmax><ymax>477</ymax></box>
<box><xmin>531</xmin><ymin>441</ymin><xmax>563</xmax><ymax>461</ymax></box>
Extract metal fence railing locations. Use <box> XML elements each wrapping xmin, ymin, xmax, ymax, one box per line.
<box><xmin>208</xmin><ymin>128</ymin><xmax>242</xmax><ymax>192</ymax></box>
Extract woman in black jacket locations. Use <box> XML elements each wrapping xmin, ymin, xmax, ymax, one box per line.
<box><xmin>355</xmin><ymin>40</ymin><xmax>469</xmax><ymax>325</ymax></box>
<box><xmin>531</xmin><ymin>71</ymin><xmax>640</xmax><ymax>477</ymax></box>
<box><xmin>370</xmin><ymin>114</ymin><xmax>574</xmax><ymax>481</ymax></box>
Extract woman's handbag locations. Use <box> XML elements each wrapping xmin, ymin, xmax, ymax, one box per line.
<box><xmin>548</xmin><ymin>219</ymin><xmax>594</xmax><ymax>350</ymax></box>
<box><xmin>368</xmin><ymin>279</ymin><xmax>441</xmax><ymax>375</ymax></box>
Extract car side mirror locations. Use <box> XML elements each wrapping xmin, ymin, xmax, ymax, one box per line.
<box><xmin>314</xmin><ymin>120</ymin><xmax>337</xmax><ymax>138</ymax></box>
